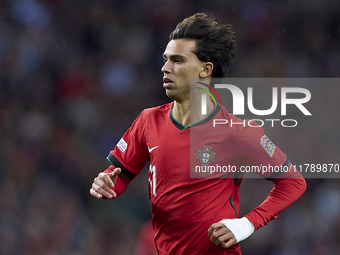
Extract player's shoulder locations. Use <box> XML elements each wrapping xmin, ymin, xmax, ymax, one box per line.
<box><xmin>140</xmin><ymin>102</ymin><xmax>173</xmax><ymax>118</ymax></box>
<box><xmin>218</xmin><ymin>105</ymin><xmax>265</xmax><ymax>140</ymax></box>
<box><xmin>128</xmin><ymin>102</ymin><xmax>173</xmax><ymax>133</ymax></box>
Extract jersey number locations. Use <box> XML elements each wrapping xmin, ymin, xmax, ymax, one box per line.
<box><xmin>148</xmin><ymin>165</ymin><xmax>157</xmax><ymax>196</ymax></box>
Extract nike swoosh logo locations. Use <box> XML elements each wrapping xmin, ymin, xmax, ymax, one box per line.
<box><xmin>148</xmin><ymin>146</ymin><xmax>160</xmax><ymax>153</ymax></box>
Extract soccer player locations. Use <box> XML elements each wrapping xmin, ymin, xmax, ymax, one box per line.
<box><xmin>90</xmin><ymin>13</ymin><xmax>306</xmax><ymax>254</ymax></box>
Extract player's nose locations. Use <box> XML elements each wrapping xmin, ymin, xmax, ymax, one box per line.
<box><xmin>161</xmin><ymin>60</ymin><xmax>171</xmax><ymax>74</ymax></box>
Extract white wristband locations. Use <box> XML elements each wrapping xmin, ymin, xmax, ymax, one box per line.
<box><xmin>219</xmin><ymin>217</ymin><xmax>255</xmax><ymax>243</ymax></box>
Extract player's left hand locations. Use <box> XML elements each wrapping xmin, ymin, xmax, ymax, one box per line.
<box><xmin>208</xmin><ymin>217</ymin><xmax>255</xmax><ymax>248</ymax></box>
<box><xmin>207</xmin><ymin>222</ymin><xmax>236</xmax><ymax>248</ymax></box>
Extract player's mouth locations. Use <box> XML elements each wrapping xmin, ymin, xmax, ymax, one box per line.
<box><xmin>163</xmin><ymin>77</ymin><xmax>174</xmax><ymax>88</ymax></box>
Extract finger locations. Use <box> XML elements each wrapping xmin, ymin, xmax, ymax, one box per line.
<box><xmin>92</xmin><ymin>182</ymin><xmax>116</xmax><ymax>199</ymax></box>
<box><xmin>110</xmin><ymin>168</ymin><xmax>121</xmax><ymax>183</ymax></box>
<box><xmin>214</xmin><ymin>231</ymin><xmax>234</xmax><ymax>246</ymax></box>
<box><xmin>210</xmin><ymin>226</ymin><xmax>230</xmax><ymax>244</ymax></box>
<box><xmin>221</xmin><ymin>237</ymin><xmax>237</xmax><ymax>249</ymax></box>
<box><xmin>89</xmin><ymin>188</ymin><xmax>102</xmax><ymax>199</ymax></box>
<box><xmin>95</xmin><ymin>177</ymin><xmax>116</xmax><ymax>195</ymax></box>
<box><xmin>98</xmin><ymin>172</ymin><xmax>114</xmax><ymax>188</ymax></box>
<box><xmin>208</xmin><ymin>222</ymin><xmax>224</xmax><ymax>237</ymax></box>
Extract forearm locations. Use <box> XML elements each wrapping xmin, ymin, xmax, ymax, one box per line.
<box><xmin>245</xmin><ymin>167</ymin><xmax>307</xmax><ymax>230</ymax></box>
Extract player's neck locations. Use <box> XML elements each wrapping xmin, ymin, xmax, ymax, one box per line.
<box><xmin>173</xmin><ymin>99</ymin><xmax>215</xmax><ymax>127</ymax></box>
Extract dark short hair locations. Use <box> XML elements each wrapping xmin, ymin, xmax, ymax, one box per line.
<box><xmin>169</xmin><ymin>13</ymin><xmax>236</xmax><ymax>78</ymax></box>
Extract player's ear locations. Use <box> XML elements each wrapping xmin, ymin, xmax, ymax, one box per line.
<box><xmin>199</xmin><ymin>62</ymin><xmax>214</xmax><ymax>78</ymax></box>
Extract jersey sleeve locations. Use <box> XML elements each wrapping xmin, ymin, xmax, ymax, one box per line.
<box><xmin>235</xmin><ymin>123</ymin><xmax>287</xmax><ymax>178</ymax></box>
<box><xmin>235</xmin><ymin>123</ymin><xmax>307</xmax><ymax>230</ymax></box>
<box><xmin>238</xmin><ymin>123</ymin><xmax>288</xmax><ymax>175</ymax></box>
<box><xmin>107</xmin><ymin>110</ymin><xmax>150</xmax><ymax>181</ymax></box>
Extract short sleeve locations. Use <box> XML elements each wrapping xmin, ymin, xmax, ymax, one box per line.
<box><xmin>108</xmin><ymin>111</ymin><xmax>150</xmax><ymax>180</ymax></box>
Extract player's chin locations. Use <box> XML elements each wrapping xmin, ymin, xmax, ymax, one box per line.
<box><xmin>165</xmin><ymin>89</ymin><xmax>177</xmax><ymax>100</ymax></box>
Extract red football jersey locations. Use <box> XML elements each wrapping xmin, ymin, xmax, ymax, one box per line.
<box><xmin>108</xmin><ymin>102</ymin><xmax>304</xmax><ymax>254</ymax></box>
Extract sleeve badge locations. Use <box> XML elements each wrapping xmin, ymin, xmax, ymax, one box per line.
<box><xmin>260</xmin><ymin>135</ymin><xmax>276</xmax><ymax>158</ymax></box>
<box><xmin>117</xmin><ymin>138</ymin><xmax>128</xmax><ymax>152</ymax></box>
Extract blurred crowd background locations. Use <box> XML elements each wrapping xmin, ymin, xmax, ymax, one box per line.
<box><xmin>0</xmin><ymin>0</ymin><xmax>340</xmax><ymax>254</ymax></box>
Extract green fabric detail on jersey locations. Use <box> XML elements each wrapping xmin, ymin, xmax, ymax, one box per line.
<box><xmin>107</xmin><ymin>156</ymin><xmax>114</xmax><ymax>165</ymax></box>
<box><xmin>171</xmin><ymin>114</ymin><xmax>189</xmax><ymax>129</ymax></box>
<box><xmin>171</xmin><ymin>103</ymin><xmax>217</xmax><ymax>130</ymax></box>
<box><xmin>234</xmin><ymin>170</ymin><xmax>243</xmax><ymax>185</ymax></box>
<box><xmin>230</xmin><ymin>194</ymin><xmax>238</xmax><ymax>217</ymax></box>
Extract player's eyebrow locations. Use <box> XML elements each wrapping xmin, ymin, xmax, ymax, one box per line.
<box><xmin>163</xmin><ymin>54</ymin><xmax>187</xmax><ymax>61</ymax></box>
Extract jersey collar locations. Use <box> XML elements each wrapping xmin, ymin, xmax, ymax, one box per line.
<box><xmin>169</xmin><ymin>103</ymin><xmax>221</xmax><ymax>131</ymax></box>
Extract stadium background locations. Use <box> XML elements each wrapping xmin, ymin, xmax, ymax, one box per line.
<box><xmin>0</xmin><ymin>0</ymin><xmax>339</xmax><ymax>254</ymax></box>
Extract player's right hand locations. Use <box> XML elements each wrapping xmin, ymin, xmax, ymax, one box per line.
<box><xmin>90</xmin><ymin>167</ymin><xmax>121</xmax><ymax>199</ymax></box>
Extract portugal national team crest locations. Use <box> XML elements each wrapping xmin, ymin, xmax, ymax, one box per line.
<box><xmin>197</xmin><ymin>145</ymin><xmax>216</xmax><ymax>167</ymax></box>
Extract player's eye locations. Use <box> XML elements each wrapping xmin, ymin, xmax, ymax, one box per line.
<box><xmin>174</xmin><ymin>58</ymin><xmax>182</xmax><ymax>63</ymax></box>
